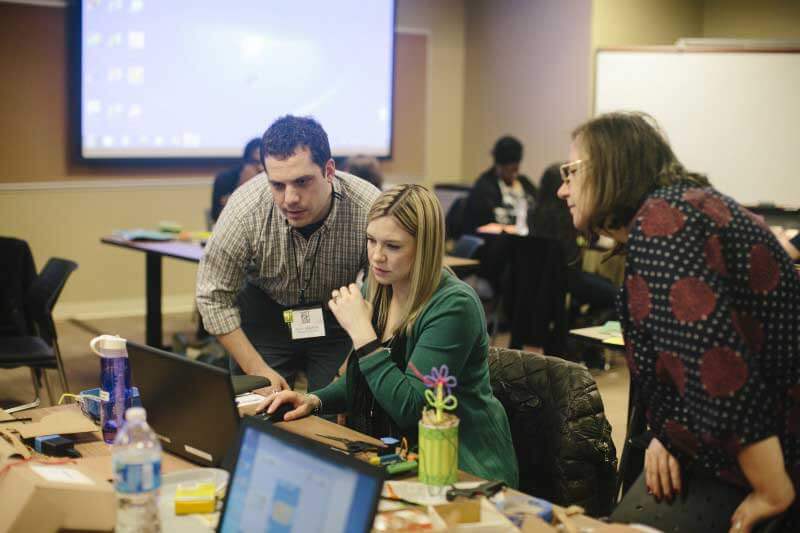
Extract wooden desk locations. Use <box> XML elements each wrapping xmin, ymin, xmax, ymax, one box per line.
<box><xmin>101</xmin><ymin>236</ymin><xmax>478</xmax><ymax>349</ymax></box>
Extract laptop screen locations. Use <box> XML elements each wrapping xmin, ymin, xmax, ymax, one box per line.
<box><xmin>219</xmin><ymin>425</ymin><xmax>382</xmax><ymax>533</ymax></box>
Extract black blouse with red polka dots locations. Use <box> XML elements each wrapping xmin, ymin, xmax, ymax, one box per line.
<box><xmin>618</xmin><ymin>184</ymin><xmax>800</xmax><ymax>497</ymax></box>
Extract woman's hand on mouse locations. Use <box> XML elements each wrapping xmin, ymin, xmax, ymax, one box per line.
<box><xmin>267</xmin><ymin>391</ymin><xmax>320</xmax><ymax>421</ymax></box>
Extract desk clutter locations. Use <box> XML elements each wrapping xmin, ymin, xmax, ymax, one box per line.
<box><xmin>0</xmin><ymin>334</ymin><xmax>618</xmax><ymax>533</ymax></box>
<box><xmin>114</xmin><ymin>221</ymin><xmax>211</xmax><ymax>244</ymax></box>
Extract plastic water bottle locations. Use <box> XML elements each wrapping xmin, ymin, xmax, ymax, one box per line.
<box><xmin>514</xmin><ymin>197</ymin><xmax>529</xmax><ymax>236</ymax></box>
<box><xmin>90</xmin><ymin>334</ymin><xmax>132</xmax><ymax>443</ymax></box>
<box><xmin>113</xmin><ymin>407</ymin><xmax>162</xmax><ymax>533</ymax></box>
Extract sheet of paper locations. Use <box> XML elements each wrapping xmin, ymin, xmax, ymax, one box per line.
<box><xmin>382</xmin><ymin>480</ymin><xmax>483</xmax><ymax>506</ymax></box>
<box><xmin>31</xmin><ymin>465</ymin><xmax>95</xmax><ymax>486</ymax></box>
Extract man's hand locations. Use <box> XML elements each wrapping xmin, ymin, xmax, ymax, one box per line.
<box><xmin>644</xmin><ymin>437</ymin><xmax>681</xmax><ymax>501</ymax></box>
<box><xmin>254</xmin><ymin>367</ymin><xmax>289</xmax><ymax>394</ymax></box>
<box><xmin>329</xmin><ymin>283</ymin><xmax>377</xmax><ymax>349</ymax></box>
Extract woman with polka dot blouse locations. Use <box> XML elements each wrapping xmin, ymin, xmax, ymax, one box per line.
<box><xmin>558</xmin><ymin>112</ymin><xmax>799</xmax><ymax>532</ymax></box>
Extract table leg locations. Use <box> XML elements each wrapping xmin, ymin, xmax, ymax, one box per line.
<box><xmin>145</xmin><ymin>252</ymin><xmax>163</xmax><ymax>349</ymax></box>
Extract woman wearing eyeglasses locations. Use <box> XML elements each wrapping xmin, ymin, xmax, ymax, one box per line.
<box><xmin>558</xmin><ymin>112</ymin><xmax>799</xmax><ymax>532</ymax></box>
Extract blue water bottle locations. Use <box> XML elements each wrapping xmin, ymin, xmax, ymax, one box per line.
<box><xmin>90</xmin><ymin>334</ymin><xmax>132</xmax><ymax>444</ymax></box>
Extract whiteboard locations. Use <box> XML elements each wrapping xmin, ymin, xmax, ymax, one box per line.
<box><xmin>595</xmin><ymin>50</ymin><xmax>800</xmax><ymax>207</ymax></box>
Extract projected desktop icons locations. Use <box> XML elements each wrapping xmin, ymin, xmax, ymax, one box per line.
<box><xmin>127</xmin><ymin>66</ymin><xmax>144</xmax><ymax>84</ymax></box>
<box><xmin>128</xmin><ymin>31</ymin><xmax>144</xmax><ymax>50</ymax></box>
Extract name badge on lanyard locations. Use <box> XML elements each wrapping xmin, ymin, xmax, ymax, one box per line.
<box><xmin>283</xmin><ymin>305</ymin><xmax>326</xmax><ymax>340</ymax></box>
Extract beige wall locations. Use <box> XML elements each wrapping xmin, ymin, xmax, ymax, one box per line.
<box><xmin>590</xmin><ymin>0</ymin><xmax>703</xmax><ymax>111</ymax></box>
<box><xmin>703</xmin><ymin>0</ymin><xmax>800</xmax><ymax>39</ymax></box>
<box><xmin>0</xmin><ymin>182</ymin><xmax>208</xmax><ymax>320</ymax></box>
<box><xmin>591</xmin><ymin>0</ymin><xmax>703</xmax><ymax>49</ymax></box>
<box><xmin>396</xmin><ymin>0</ymin><xmax>466</xmax><ymax>183</ymax></box>
<box><xmin>461</xmin><ymin>0</ymin><xmax>593</xmax><ymax>186</ymax></box>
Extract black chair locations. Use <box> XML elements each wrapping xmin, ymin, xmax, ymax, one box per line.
<box><xmin>451</xmin><ymin>234</ymin><xmax>485</xmax><ymax>260</ymax></box>
<box><xmin>0</xmin><ymin>258</ymin><xmax>78</xmax><ymax>413</ymax></box>
<box><xmin>612</xmin><ymin>469</ymin><xmax>786</xmax><ymax>532</ymax></box>
<box><xmin>451</xmin><ymin>235</ymin><xmax>504</xmax><ymax>338</ymax></box>
<box><xmin>435</xmin><ymin>184</ymin><xmax>471</xmax><ymax>241</ymax></box>
<box><xmin>488</xmin><ymin>347</ymin><xmax>618</xmax><ymax>516</ymax></box>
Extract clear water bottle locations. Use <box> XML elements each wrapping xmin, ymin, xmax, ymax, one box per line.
<box><xmin>514</xmin><ymin>197</ymin><xmax>529</xmax><ymax>236</ymax></box>
<box><xmin>90</xmin><ymin>334</ymin><xmax>132</xmax><ymax>443</ymax></box>
<box><xmin>113</xmin><ymin>407</ymin><xmax>162</xmax><ymax>533</ymax></box>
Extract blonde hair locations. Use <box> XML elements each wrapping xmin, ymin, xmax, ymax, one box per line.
<box><xmin>366</xmin><ymin>185</ymin><xmax>445</xmax><ymax>337</ymax></box>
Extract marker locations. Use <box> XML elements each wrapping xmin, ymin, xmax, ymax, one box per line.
<box><xmin>386</xmin><ymin>460</ymin><xmax>418</xmax><ymax>476</ymax></box>
<box><xmin>369</xmin><ymin>453</ymin><xmax>401</xmax><ymax>466</ymax></box>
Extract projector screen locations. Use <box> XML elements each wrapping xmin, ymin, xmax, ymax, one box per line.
<box><xmin>595</xmin><ymin>49</ymin><xmax>800</xmax><ymax>208</ymax></box>
<box><xmin>78</xmin><ymin>0</ymin><xmax>395</xmax><ymax>160</ymax></box>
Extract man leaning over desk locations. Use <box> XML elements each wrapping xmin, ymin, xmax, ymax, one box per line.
<box><xmin>196</xmin><ymin>115</ymin><xmax>380</xmax><ymax>394</ymax></box>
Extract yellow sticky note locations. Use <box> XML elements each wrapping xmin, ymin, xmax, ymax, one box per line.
<box><xmin>175</xmin><ymin>482</ymin><xmax>216</xmax><ymax>515</ymax></box>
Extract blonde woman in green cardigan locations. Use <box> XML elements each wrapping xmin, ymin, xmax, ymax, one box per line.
<box><xmin>266</xmin><ymin>184</ymin><xmax>518</xmax><ymax>487</ymax></box>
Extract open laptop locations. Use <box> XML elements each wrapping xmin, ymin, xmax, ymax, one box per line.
<box><xmin>127</xmin><ymin>340</ymin><xmax>269</xmax><ymax>467</ymax></box>
<box><xmin>218</xmin><ymin>416</ymin><xmax>384</xmax><ymax>533</ymax></box>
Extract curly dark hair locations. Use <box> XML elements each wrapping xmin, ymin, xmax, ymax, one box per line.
<box><xmin>260</xmin><ymin>115</ymin><xmax>331</xmax><ymax>170</ymax></box>
<box><xmin>492</xmin><ymin>136</ymin><xmax>523</xmax><ymax>165</ymax></box>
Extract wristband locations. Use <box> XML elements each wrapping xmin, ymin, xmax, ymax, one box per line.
<box><xmin>355</xmin><ymin>338</ymin><xmax>382</xmax><ymax>359</ymax></box>
<box><xmin>305</xmin><ymin>393</ymin><xmax>321</xmax><ymax>416</ymax></box>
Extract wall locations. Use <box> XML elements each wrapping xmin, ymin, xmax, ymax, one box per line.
<box><xmin>396</xmin><ymin>0</ymin><xmax>466</xmax><ymax>183</ymax></box>
<box><xmin>0</xmin><ymin>0</ymin><xmax>466</xmax><ymax>319</ymax></box>
<box><xmin>590</xmin><ymin>0</ymin><xmax>703</xmax><ymax>112</ymax></box>
<box><xmin>702</xmin><ymin>0</ymin><xmax>800</xmax><ymax>39</ymax></box>
<box><xmin>461</xmin><ymin>0</ymin><xmax>592</xmax><ymax>185</ymax></box>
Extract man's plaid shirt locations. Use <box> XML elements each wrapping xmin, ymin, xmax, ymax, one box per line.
<box><xmin>196</xmin><ymin>171</ymin><xmax>380</xmax><ymax>335</ymax></box>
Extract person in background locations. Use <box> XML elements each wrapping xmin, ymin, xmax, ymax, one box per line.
<box><xmin>531</xmin><ymin>163</ymin><xmax>617</xmax><ymax>317</ymax></box>
<box><xmin>558</xmin><ymin>111</ymin><xmax>799</xmax><ymax>532</ymax></box>
<box><xmin>210</xmin><ymin>138</ymin><xmax>263</xmax><ymax>223</ymax></box>
<box><xmin>197</xmin><ymin>115</ymin><xmax>380</xmax><ymax>395</ymax></box>
<box><xmin>462</xmin><ymin>135</ymin><xmax>537</xmax><ymax>235</ymax></box>
<box><xmin>265</xmin><ymin>185</ymin><xmax>519</xmax><ymax>488</ymax></box>
<box><xmin>343</xmin><ymin>154</ymin><xmax>384</xmax><ymax>190</ymax></box>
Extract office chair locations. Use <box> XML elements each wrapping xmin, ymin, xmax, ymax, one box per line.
<box><xmin>488</xmin><ymin>347</ymin><xmax>617</xmax><ymax>516</ymax></box>
<box><xmin>0</xmin><ymin>258</ymin><xmax>78</xmax><ymax>413</ymax></box>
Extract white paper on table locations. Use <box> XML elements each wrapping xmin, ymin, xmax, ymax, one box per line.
<box><xmin>382</xmin><ymin>480</ymin><xmax>483</xmax><ymax>506</ymax></box>
<box><xmin>235</xmin><ymin>393</ymin><xmax>266</xmax><ymax>406</ymax></box>
<box><xmin>30</xmin><ymin>465</ymin><xmax>95</xmax><ymax>486</ymax></box>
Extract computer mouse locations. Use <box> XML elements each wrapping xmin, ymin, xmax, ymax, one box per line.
<box><xmin>266</xmin><ymin>402</ymin><xmax>294</xmax><ymax>422</ymax></box>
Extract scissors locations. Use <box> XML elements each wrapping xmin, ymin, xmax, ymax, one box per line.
<box><xmin>446</xmin><ymin>480</ymin><xmax>506</xmax><ymax>501</ymax></box>
<box><xmin>315</xmin><ymin>434</ymin><xmax>381</xmax><ymax>454</ymax></box>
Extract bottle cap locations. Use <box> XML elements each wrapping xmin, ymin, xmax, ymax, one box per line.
<box><xmin>90</xmin><ymin>334</ymin><xmax>127</xmax><ymax>356</ymax></box>
<box><xmin>102</xmin><ymin>335</ymin><xmax>127</xmax><ymax>351</ymax></box>
<box><xmin>125</xmin><ymin>407</ymin><xmax>146</xmax><ymax>422</ymax></box>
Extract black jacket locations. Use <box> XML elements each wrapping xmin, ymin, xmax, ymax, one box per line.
<box><xmin>0</xmin><ymin>237</ymin><xmax>36</xmax><ymax>336</ymax></box>
<box><xmin>488</xmin><ymin>347</ymin><xmax>617</xmax><ymax>517</ymax></box>
<box><xmin>462</xmin><ymin>168</ymin><xmax>538</xmax><ymax>236</ymax></box>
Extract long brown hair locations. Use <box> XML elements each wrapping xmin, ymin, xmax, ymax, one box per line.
<box><xmin>365</xmin><ymin>184</ymin><xmax>445</xmax><ymax>337</ymax></box>
<box><xmin>571</xmin><ymin>112</ymin><xmax>709</xmax><ymax>233</ymax></box>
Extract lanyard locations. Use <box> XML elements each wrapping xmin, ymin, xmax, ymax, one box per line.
<box><xmin>288</xmin><ymin>226</ymin><xmax>324</xmax><ymax>305</ymax></box>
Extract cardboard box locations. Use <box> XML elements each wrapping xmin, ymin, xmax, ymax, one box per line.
<box><xmin>0</xmin><ymin>462</ymin><xmax>115</xmax><ymax>533</ymax></box>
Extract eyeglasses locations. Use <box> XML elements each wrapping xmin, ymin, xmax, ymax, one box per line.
<box><xmin>559</xmin><ymin>160</ymin><xmax>586</xmax><ymax>185</ymax></box>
